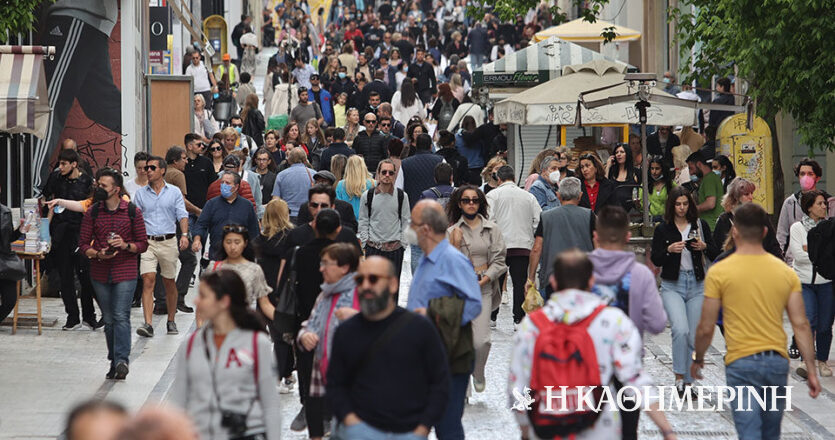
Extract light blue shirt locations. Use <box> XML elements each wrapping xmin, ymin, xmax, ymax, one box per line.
<box><xmin>272</xmin><ymin>163</ymin><xmax>315</xmax><ymax>216</ymax></box>
<box><xmin>408</xmin><ymin>239</ymin><xmax>482</xmax><ymax>324</ymax></box>
<box><xmin>133</xmin><ymin>182</ymin><xmax>188</xmax><ymax>235</ymax></box>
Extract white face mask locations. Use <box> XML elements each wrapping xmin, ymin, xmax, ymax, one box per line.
<box><xmin>405</xmin><ymin>227</ymin><xmax>419</xmax><ymax>245</ymax></box>
<box><xmin>549</xmin><ymin>171</ymin><xmax>561</xmax><ymax>184</ymax></box>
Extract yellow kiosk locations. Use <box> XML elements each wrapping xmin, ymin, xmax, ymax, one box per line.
<box><xmin>717</xmin><ymin>114</ymin><xmax>774</xmax><ymax>213</ymax></box>
<box><xmin>203</xmin><ymin>15</ymin><xmax>228</xmax><ymax>66</ymax></box>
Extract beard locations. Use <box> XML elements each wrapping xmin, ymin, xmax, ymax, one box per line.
<box><xmin>359</xmin><ymin>288</ymin><xmax>392</xmax><ymax>317</ymax></box>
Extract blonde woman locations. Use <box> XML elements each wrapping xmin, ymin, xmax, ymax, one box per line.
<box><xmin>253</xmin><ymin>199</ymin><xmax>297</xmax><ymax>393</ymax></box>
<box><xmin>344</xmin><ymin>108</ymin><xmax>360</xmax><ymax>147</ymax></box>
<box><xmin>330</xmin><ymin>154</ymin><xmax>348</xmax><ymax>182</ymax></box>
<box><xmin>193</xmin><ymin>93</ymin><xmax>218</xmax><ymax>142</ymax></box>
<box><xmin>335</xmin><ymin>155</ymin><xmax>375</xmax><ymax>218</ymax></box>
<box><xmin>480</xmin><ymin>156</ymin><xmax>507</xmax><ymax>194</ymax></box>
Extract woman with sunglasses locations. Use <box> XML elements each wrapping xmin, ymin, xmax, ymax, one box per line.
<box><xmin>170</xmin><ymin>269</ymin><xmax>281</xmax><ymax>440</ymax></box>
<box><xmin>204</xmin><ymin>140</ymin><xmax>228</xmax><ymax>174</ymax></box>
<box><xmin>446</xmin><ymin>185</ymin><xmax>507</xmax><ymax>394</ymax></box>
<box><xmin>297</xmin><ymin>243</ymin><xmax>361</xmax><ymax>440</ymax></box>
<box><xmin>578</xmin><ymin>153</ymin><xmax>618</xmax><ymax>214</ymax></box>
<box><xmin>207</xmin><ymin>225</ymin><xmax>275</xmax><ymax>321</ymax></box>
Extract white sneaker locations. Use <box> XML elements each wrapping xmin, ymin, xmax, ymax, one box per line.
<box><xmin>278</xmin><ymin>381</ymin><xmax>294</xmax><ymax>394</ymax></box>
<box><xmin>490</xmin><ymin>319</ymin><xmax>497</xmax><ymax>329</ymax></box>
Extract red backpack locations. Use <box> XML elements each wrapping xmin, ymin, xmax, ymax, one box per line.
<box><xmin>527</xmin><ymin>305</ymin><xmax>606</xmax><ymax>439</ymax></box>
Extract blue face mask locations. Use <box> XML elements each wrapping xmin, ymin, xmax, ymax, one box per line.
<box><xmin>338</xmin><ymin>72</ymin><xmax>347</xmax><ymax>79</ymax></box>
<box><xmin>690</xmin><ymin>174</ymin><xmax>699</xmax><ymax>183</ymax></box>
<box><xmin>713</xmin><ymin>169</ymin><xmax>722</xmax><ymax>176</ymax></box>
<box><xmin>234</xmin><ymin>126</ymin><xmax>242</xmax><ymax>134</ymax></box>
<box><xmin>220</xmin><ymin>183</ymin><xmax>234</xmax><ymax>198</ymax></box>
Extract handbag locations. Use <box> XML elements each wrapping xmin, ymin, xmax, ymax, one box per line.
<box><xmin>0</xmin><ymin>253</ymin><xmax>26</xmax><ymax>281</ymax></box>
<box><xmin>272</xmin><ymin>246</ymin><xmax>300</xmax><ymax>334</ymax></box>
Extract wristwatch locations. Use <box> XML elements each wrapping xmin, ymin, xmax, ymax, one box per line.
<box><xmin>692</xmin><ymin>351</ymin><xmax>705</xmax><ymax>365</ymax></box>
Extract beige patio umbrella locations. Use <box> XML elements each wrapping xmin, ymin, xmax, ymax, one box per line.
<box><xmin>534</xmin><ymin>18</ymin><xmax>641</xmax><ymax>43</ymax></box>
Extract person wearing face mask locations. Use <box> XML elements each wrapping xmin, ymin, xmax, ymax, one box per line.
<box><xmin>407</xmin><ymin>200</ymin><xmax>481</xmax><ymax>440</ymax></box>
<box><xmin>528</xmin><ymin>156</ymin><xmax>561</xmax><ymax>211</ymax></box>
<box><xmin>685</xmin><ymin>151</ymin><xmax>724</xmax><ymax>230</ymax></box>
<box><xmin>192</xmin><ymin>172</ymin><xmax>261</xmax><ymax>265</ymax></box>
<box><xmin>78</xmin><ymin>168</ymin><xmax>148</xmax><ymax>379</ymax></box>
<box><xmin>711</xmin><ymin>155</ymin><xmax>736</xmax><ymax>193</ymax></box>
<box><xmin>326</xmin><ymin>257</ymin><xmax>449</xmax><ymax>439</ymax></box>
<box><xmin>777</xmin><ymin>158</ymin><xmax>835</xmax><ymax>267</ymax></box>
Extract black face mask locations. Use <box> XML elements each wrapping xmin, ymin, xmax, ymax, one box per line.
<box><xmin>462</xmin><ymin>212</ymin><xmax>478</xmax><ymax>220</ymax></box>
<box><xmin>491</xmin><ymin>172</ymin><xmax>498</xmax><ymax>181</ymax></box>
<box><xmin>93</xmin><ymin>187</ymin><xmax>110</xmax><ymax>202</ymax></box>
<box><xmin>359</xmin><ymin>288</ymin><xmax>391</xmax><ymax>317</ymax></box>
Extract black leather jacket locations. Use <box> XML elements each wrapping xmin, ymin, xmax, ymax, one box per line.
<box><xmin>651</xmin><ymin>219</ymin><xmax>720</xmax><ymax>281</ymax></box>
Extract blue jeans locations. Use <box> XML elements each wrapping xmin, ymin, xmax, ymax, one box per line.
<box><xmin>435</xmin><ymin>371</ymin><xmax>470</xmax><ymax>440</ymax></box>
<box><xmin>725</xmin><ymin>351</ymin><xmax>789</xmax><ymax>440</ymax></box>
<box><xmin>410</xmin><ymin>245</ymin><xmax>424</xmax><ymax>277</ymax></box>
<box><xmin>801</xmin><ymin>282</ymin><xmax>834</xmax><ymax>361</ymax></box>
<box><xmin>660</xmin><ymin>270</ymin><xmax>704</xmax><ymax>383</ymax></box>
<box><xmin>92</xmin><ymin>279</ymin><xmax>137</xmax><ymax>367</ymax></box>
<box><xmin>335</xmin><ymin>420</ymin><xmax>427</xmax><ymax>439</ymax></box>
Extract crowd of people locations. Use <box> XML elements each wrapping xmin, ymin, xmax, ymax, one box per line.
<box><xmin>2</xmin><ymin>2</ymin><xmax>834</xmax><ymax>440</ymax></box>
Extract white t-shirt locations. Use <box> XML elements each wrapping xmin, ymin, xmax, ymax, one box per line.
<box><xmin>185</xmin><ymin>61</ymin><xmax>212</xmax><ymax>92</ymax></box>
<box><xmin>124</xmin><ymin>178</ymin><xmax>144</xmax><ymax>201</ymax></box>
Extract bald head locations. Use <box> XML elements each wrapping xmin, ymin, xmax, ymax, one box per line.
<box><xmin>116</xmin><ymin>406</ymin><xmax>197</xmax><ymax>440</ymax></box>
<box><xmin>413</xmin><ymin>200</ymin><xmax>447</xmax><ymax>234</ymax></box>
<box><xmin>551</xmin><ymin>249</ymin><xmax>595</xmax><ymax>292</ymax></box>
<box><xmin>362</xmin><ymin>256</ymin><xmax>397</xmax><ymax>278</ymax></box>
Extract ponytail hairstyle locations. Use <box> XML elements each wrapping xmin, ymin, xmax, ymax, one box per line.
<box><xmin>199</xmin><ymin>270</ymin><xmax>265</xmax><ymax>333</ymax></box>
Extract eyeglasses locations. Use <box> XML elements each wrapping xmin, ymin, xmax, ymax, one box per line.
<box><xmin>309</xmin><ymin>202</ymin><xmax>330</xmax><ymax>208</ymax></box>
<box><xmin>354</xmin><ymin>273</ymin><xmax>390</xmax><ymax>285</ymax></box>
<box><xmin>144</xmin><ymin>165</ymin><xmax>158</xmax><ymax>171</ymax></box>
<box><xmin>210</xmin><ymin>146</ymin><xmax>222</xmax><ymax>152</ymax></box>
<box><xmin>379</xmin><ymin>169</ymin><xmax>396</xmax><ymax>176</ymax></box>
<box><xmin>460</xmin><ymin>198</ymin><xmax>480</xmax><ymax>205</ymax></box>
<box><xmin>223</xmin><ymin>225</ymin><xmax>247</xmax><ymax>233</ymax></box>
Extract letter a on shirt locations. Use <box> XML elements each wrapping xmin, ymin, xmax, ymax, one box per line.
<box><xmin>226</xmin><ymin>348</ymin><xmax>243</xmax><ymax>368</ymax></box>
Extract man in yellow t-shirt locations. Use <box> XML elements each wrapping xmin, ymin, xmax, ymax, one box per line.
<box><xmin>691</xmin><ymin>203</ymin><xmax>820</xmax><ymax>439</ymax></box>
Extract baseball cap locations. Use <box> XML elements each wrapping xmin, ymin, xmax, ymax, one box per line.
<box><xmin>310</xmin><ymin>73</ymin><xmax>320</xmax><ymax>80</ymax></box>
<box><xmin>222</xmin><ymin>53</ymin><xmax>231</xmax><ymax>61</ymax></box>
<box><xmin>314</xmin><ymin>170</ymin><xmax>336</xmax><ymax>184</ymax></box>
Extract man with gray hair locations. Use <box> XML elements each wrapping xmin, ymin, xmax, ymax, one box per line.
<box><xmin>528</xmin><ymin>155</ymin><xmax>561</xmax><ymax>211</ymax></box>
<box><xmin>407</xmin><ymin>200</ymin><xmax>481</xmax><ymax>440</ymax></box>
<box><xmin>526</xmin><ymin>177</ymin><xmax>596</xmax><ymax>300</ymax></box>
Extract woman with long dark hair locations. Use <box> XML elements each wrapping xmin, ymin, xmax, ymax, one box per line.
<box><xmin>712</xmin><ymin>155</ymin><xmax>736</xmax><ymax>193</ymax></box>
<box><xmin>207</xmin><ymin>225</ymin><xmax>274</xmax><ymax>317</ymax></box>
<box><xmin>391</xmin><ymin>79</ymin><xmax>425</xmax><ymax>124</ymax></box>
<box><xmin>578</xmin><ymin>153</ymin><xmax>618</xmax><ymax>213</ymax></box>
<box><xmin>605</xmin><ymin>143</ymin><xmax>639</xmax><ymax>211</ymax></box>
<box><xmin>651</xmin><ymin>186</ymin><xmax>719</xmax><ymax>395</ymax></box>
<box><xmin>170</xmin><ymin>269</ymin><xmax>281</xmax><ymax>440</ymax></box>
<box><xmin>204</xmin><ymin>139</ymin><xmax>228</xmax><ymax>174</ymax></box>
<box><xmin>446</xmin><ymin>185</ymin><xmax>507</xmax><ymax>393</ymax></box>
<box><xmin>240</xmin><ymin>93</ymin><xmax>265</xmax><ymax>147</ymax></box>
<box><xmin>431</xmin><ymin>83</ymin><xmax>460</xmax><ymax>131</ymax></box>
<box><xmin>640</xmin><ymin>156</ymin><xmax>674</xmax><ymax>221</ymax></box>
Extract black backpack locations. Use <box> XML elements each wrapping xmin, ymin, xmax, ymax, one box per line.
<box><xmin>806</xmin><ymin>218</ymin><xmax>835</xmax><ymax>282</ymax></box>
<box><xmin>90</xmin><ymin>201</ymin><xmax>137</xmax><ymax>223</ymax></box>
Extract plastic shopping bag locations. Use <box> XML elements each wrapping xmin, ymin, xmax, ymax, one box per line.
<box><xmin>522</xmin><ymin>280</ymin><xmax>544</xmax><ymax>313</ymax></box>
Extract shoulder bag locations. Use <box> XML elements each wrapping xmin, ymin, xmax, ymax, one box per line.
<box><xmin>272</xmin><ymin>246</ymin><xmax>300</xmax><ymax>334</ymax></box>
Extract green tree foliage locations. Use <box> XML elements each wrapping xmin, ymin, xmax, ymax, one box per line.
<box><xmin>0</xmin><ymin>0</ymin><xmax>53</xmax><ymax>43</ymax></box>
<box><xmin>673</xmin><ymin>0</ymin><xmax>835</xmax><ymax>151</ymax></box>
<box><xmin>468</xmin><ymin>0</ymin><xmax>615</xmax><ymax>41</ymax></box>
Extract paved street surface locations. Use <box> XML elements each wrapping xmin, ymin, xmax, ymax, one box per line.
<box><xmin>2</xmin><ymin>247</ymin><xmax>835</xmax><ymax>439</ymax></box>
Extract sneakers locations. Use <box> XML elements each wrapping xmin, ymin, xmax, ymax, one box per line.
<box><xmin>114</xmin><ymin>362</ymin><xmax>129</xmax><ymax>380</ymax></box>
<box><xmin>789</xmin><ymin>338</ymin><xmax>801</xmax><ymax>359</ymax></box>
<box><xmin>473</xmin><ymin>377</ymin><xmax>486</xmax><ymax>393</ymax></box>
<box><xmin>83</xmin><ymin>318</ymin><xmax>104</xmax><ymax>330</ymax></box>
<box><xmin>819</xmin><ymin>361</ymin><xmax>833</xmax><ymax>377</ymax></box>
<box><xmin>675</xmin><ymin>378</ymin><xmax>686</xmax><ymax>397</ymax></box>
<box><xmin>290</xmin><ymin>408</ymin><xmax>307</xmax><ymax>431</ymax></box>
<box><xmin>278</xmin><ymin>379</ymin><xmax>294</xmax><ymax>394</ymax></box>
<box><xmin>62</xmin><ymin>320</ymin><xmax>82</xmax><ymax>331</ymax></box>
<box><xmin>490</xmin><ymin>319</ymin><xmax>497</xmax><ymax>329</ymax></box>
<box><xmin>106</xmin><ymin>366</ymin><xmax>116</xmax><ymax>379</ymax></box>
<box><xmin>797</xmin><ymin>365</ymin><xmax>808</xmax><ymax>379</ymax></box>
<box><xmin>131</xmin><ymin>298</ymin><xmax>141</xmax><ymax>308</ymax></box>
<box><xmin>177</xmin><ymin>303</ymin><xmax>194</xmax><ymax>313</ymax></box>
<box><xmin>167</xmin><ymin>321</ymin><xmax>179</xmax><ymax>335</ymax></box>
<box><xmin>136</xmin><ymin>323</ymin><xmax>154</xmax><ymax>337</ymax></box>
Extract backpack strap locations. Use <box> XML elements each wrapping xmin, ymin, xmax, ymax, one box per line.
<box><xmin>186</xmin><ymin>329</ymin><xmax>200</xmax><ymax>359</ymax></box>
<box><xmin>430</xmin><ymin>187</ymin><xmax>442</xmax><ymax>199</ymax></box>
<box><xmin>213</xmin><ymin>261</ymin><xmax>223</xmax><ymax>271</ymax></box>
<box><xmin>397</xmin><ymin>189</ymin><xmax>404</xmax><ymax>225</ymax></box>
<box><xmin>252</xmin><ymin>332</ymin><xmax>260</xmax><ymax>398</ymax></box>
<box><xmin>366</xmin><ymin>189</ymin><xmax>376</xmax><ymax>219</ymax></box>
<box><xmin>529</xmin><ymin>309</ymin><xmax>554</xmax><ymax>332</ymax></box>
<box><xmin>575</xmin><ymin>305</ymin><xmax>607</xmax><ymax>330</ymax></box>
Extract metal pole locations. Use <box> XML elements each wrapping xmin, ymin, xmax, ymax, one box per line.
<box><xmin>641</xmin><ymin>120</ymin><xmax>650</xmax><ymax>228</ymax></box>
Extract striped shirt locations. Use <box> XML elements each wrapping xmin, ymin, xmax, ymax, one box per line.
<box><xmin>78</xmin><ymin>200</ymin><xmax>149</xmax><ymax>283</ymax></box>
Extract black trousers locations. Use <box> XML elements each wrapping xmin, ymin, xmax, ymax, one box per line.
<box><xmin>305</xmin><ymin>396</ymin><xmax>331</xmax><ymax>438</ymax></box>
<box><xmin>297</xmin><ymin>348</ymin><xmax>314</xmax><ymax>406</ymax></box>
<box><xmin>507</xmin><ymin>255</ymin><xmax>529</xmax><ymax>323</ymax></box>
<box><xmin>364</xmin><ymin>246</ymin><xmax>404</xmax><ymax>303</ymax></box>
<box><xmin>0</xmin><ymin>279</ymin><xmax>17</xmax><ymax>323</ymax></box>
<box><xmin>613</xmin><ymin>378</ymin><xmax>640</xmax><ymax>440</ymax></box>
<box><xmin>34</xmin><ymin>15</ymin><xmax>121</xmax><ymax>191</ymax></box>
<box><xmin>53</xmin><ymin>234</ymin><xmax>97</xmax><ymax>323</ymax></box>
<box><xmin>274</xmin><ymin>338</ymin><xmax>295</xmax><ymax>379</ymax></box>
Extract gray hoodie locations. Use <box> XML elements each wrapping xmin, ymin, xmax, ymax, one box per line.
<box><xmin>588</xmin><ymin>248</ymin><xmax>667</xmax><ymax>336</ymax></box>
<box><xmin>170</xmin><ymin>327</ymin><xmax>281</xmax><ymax>440</ymax></box>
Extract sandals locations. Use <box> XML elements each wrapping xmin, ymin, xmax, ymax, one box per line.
<box><xmin>789</xmin><ymin>337</ymin><xmax>800</xmax><ymax>359</ymax></box>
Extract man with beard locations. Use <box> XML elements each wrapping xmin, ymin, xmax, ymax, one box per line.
<box><xmin>326</xmin><ymin>257</ymin><xmax>449</xmax><ymax>439</ymax></box>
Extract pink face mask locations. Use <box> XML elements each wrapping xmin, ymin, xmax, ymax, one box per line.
<box><xmin>800</xmin><ymin>175</ymin><xmax>816</xmax><ymax>191</ymax></box>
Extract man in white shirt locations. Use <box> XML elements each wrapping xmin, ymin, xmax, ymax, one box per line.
<box><xmin>124</xmin><ymin>152</ymin><xmax>150</xmax><ymax>201</ymax></box>
<box><xmin>184</xmin><ymin>51</ymin><xmax>218</xmax><ymax>107</ymax></box>
<box><xmin>292</xmin><ymin>57</ymin><xmax>317</xmax><ymax>89</ymax></box>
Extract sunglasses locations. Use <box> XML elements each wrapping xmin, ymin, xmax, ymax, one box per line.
<box><xmin>309</xmin><ymin>202</ymin><xmax>330</xmax><ymax>208</ymax></box>
<box><xmin>223</xmin><ymin>224</ymin><xmax>247</xmax><ymax>233</ymax></box>
<box><xmin>380</xmin><ymin>123</ymin><xmax>391</xmax><ymax>127</ymax></box>
<box><xmin>354</xmin><ymin>273</ymin><xmax>390</xmax><ymax>285</ymax></box>
<box><xmin>231</xmin><ymin>124</ymin><xmax>243</xmax><ymax>128</ymax></box>
<box><xmin>460</xmin><ymin>198</ymin><xmax>480</xmax><ymax>205</ymax></box>
<box><xmin>209</xmin><ymin>146</ymin><xmax>222</xmax><ymax>152</ymax></box>
<box><xmin>144</xmin><ymin>165</ymin><xmax>158</xmax><ymax>171</ymax></box>
<box><xmin>364</xmin><ymin>119</ymin><xmax>377</xmax><ymax>124</ymax></box>
<box><xmin>379</xmin><ymin>169</ymin><xmax>396</xmax><ymax>176</ymax></box>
